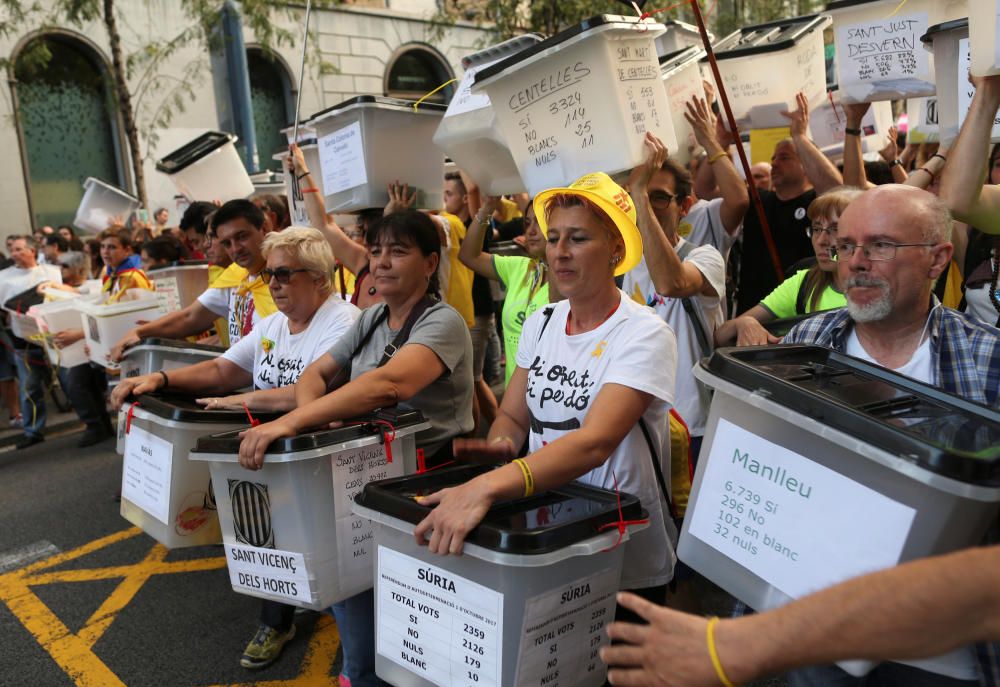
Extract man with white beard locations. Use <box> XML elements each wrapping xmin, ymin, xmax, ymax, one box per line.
<box><xmin>780</xmin><ymin>184</ymin><xmax>1000</xmax><ymax>685</ymax></box>
<box><xmin>782</xmin><ymin>185</ymin><xmax>1000</xmax><ymax>406</ymax></box>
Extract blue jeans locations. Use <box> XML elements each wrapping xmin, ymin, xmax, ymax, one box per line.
<box><xmin>14</xmin><ymin>345</ymin><xmax>48</xmax><ymax>438</ymax></box>
<box><xmin>331</xmin><ymin>590</ymin><xmax>387</xmax><ymax>687</ymax></box>
<box><xmin>58</xmin><ymin>363</ymin><xmax>109</xmax><ymax>428</ymax></box>
<box><xmin>786</xmin><ymin>663</ymin><xmax>979</xmax><ymax>687</ymax></box>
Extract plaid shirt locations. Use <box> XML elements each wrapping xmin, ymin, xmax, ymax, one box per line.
<box><xmin>784</xmin><ymin>303</ymin><xmax>1000</xmax><ymax>407</ymax></box>
<box><xmin>786</xmin><ymin>304</ymin><xmax>1000</xmax><ymax>686</ymax></box>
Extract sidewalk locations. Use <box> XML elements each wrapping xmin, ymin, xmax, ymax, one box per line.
<box><xmin>0</xmin><ymin>409</ymin><xmax>84</xmax><ymax>450</ymax></box>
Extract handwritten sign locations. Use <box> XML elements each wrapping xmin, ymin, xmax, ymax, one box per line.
<box><xmin>226</xmin><ymin>543</ymin><xmax>313</xmax><ymax>604</ymax></box>
<box><xmin>512</xmin><ymin>567</ymin><xmax>619</xmax><ymax>686</ymax></box>
<box><xmin>332</xmin><ymin>443</ymin><xmax>402</xmax><ymax>589</ymax></box>
<box><xmin>377</xmin><ymin>546</ymin><xmax>503</xmax><ymax>686</ymax></box>
<box><xmin>122</xmin><ymin>424</ymin><xmax>173</xmax><ymax>524</ymax></box>
<box><xmin>687</xmin><ymin>418</ymin><xmax>916</xmax><ymax>600</ymax></box>
<box><xmin>445</xmin><ymin>59</ymin><xmax>502</xmax><ymax>119</ymax></box>
<box><xmin>957</xmin><ymin>39</ymin><xmax>1000</xmax><ymax>141</ymax></box>
<box><xmin>835</xmin><ymin>13</ymin><xmax>933</xmax><ymax>103</ymax></box>
<box><xmin>478</xmin><ymin>27</ymin><xmax>673</xmax><ymax>195</ymax></box>
<box><xmin>319</xmin><ymin>121</ymin><xmax>367</xmax><ymax>195</ymax></box>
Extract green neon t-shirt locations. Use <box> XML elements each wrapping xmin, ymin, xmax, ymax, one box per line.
<box><xmin>759</xmin><ymin>268</ymin><xmax>846</xmax><ymax>318</ymax></box>
<box><xmin>492</xmin><ymin>254</ymin><xmax>550</xmax><ymax>386</ymax></box>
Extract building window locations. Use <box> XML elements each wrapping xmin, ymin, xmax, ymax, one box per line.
<box><xmin>247</xmin><ymin>48</ymin><xmax>294</xmax><ymax>173</ymax></box>
<box><xmin>14</xmin><ymin>34</ymin><xmax>125</xmax><ymax>229</ymax></box>
<box><xmin>385</xmin><ymin>44</ymin><xmax>455</xmax><ymax>104</ymax></box>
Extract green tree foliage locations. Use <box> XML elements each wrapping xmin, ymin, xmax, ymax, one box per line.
<box><xmin>2</xmin><ymin>0</ymin><xmax>337</xmax><ymax>206</ymax></box>
<box><xmin>437</xmin><ymin>0</ymin><xmax>825</xmax><ymax>42</ymax></box>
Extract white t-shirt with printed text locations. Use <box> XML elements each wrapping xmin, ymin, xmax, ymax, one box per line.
<box><xmin>622</xmin><ymin>239</ymin><xmax>725</xmax><ymax>437</ymax></box>
<box><xmin>222</xmin><ymin>296</ymin><xmax>359</xmax><ymax>389</ymax></box>
<box><xmin>516</xmin><ymin>291</ymin><xmax>678</xmax><ymax>589</ymax></box>
<box><xmin>197</xmin><ymin>277</ymin><xmax>266</xmax><ymax>346</ymax></box>
<box><xmin>679</xmin><ymin>198</ymin><xmax>740</xmax><ymax>263</ymax></box>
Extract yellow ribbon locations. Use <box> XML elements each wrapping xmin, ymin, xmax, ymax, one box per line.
<box><xmin>413</xmin><ymin>78</ymin><xmax>458</xmax><ymax>111</ymax></box>
<box><xmin>882</xmin><ymin>0</ymin><xmax>910</xmax><ymax>18</ymax></box>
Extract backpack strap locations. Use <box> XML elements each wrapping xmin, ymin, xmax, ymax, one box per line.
<box><xmin>675</xmin><ymin>241</ymin><xmax>712</xmax><ymax>359</ymax></box>
<box><xmin>638</xmin><ymin>417</ymin><xmax>677</xmax><ymax>520</ymax></box>
<box><xmin>795</xmin><ymin>273</ymin><xmax>809</xmax><ymax>315</ymax></box>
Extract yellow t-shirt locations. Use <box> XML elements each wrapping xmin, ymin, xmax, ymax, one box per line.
<box><xmin>439</xmin><ymin>212</ymin><xmax>475</xmax><ymax>329</ymax></box>
<box><xmin>101</xmin><ymin>268</ymin><xmax>154</xmax><ymax>304</ymax></box>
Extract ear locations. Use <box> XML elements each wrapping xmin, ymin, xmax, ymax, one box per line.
<box><xmin>928</xmin><ymin>241</ymin><xmax>954</xmax><ymax>280</ymax></box>
<box><xmin>425</xmin><ymin>251</ymin><xmax>440</xmax><ymax>278</ymax></box>
<box><xmin>679</xmin><ymin>195</ymin><xmax>696</xmax><ymax>217</ymax></box>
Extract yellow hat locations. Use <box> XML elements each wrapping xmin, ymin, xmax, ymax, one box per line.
<box><xmin>533</xmin><ymin>172</ymin><xmax>642</xmax><ymax>277</ymax></box>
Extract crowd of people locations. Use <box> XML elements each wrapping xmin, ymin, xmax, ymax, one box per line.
<box><xmin>3</xmin><ymin>69</ymin><xmax>1000</xmax><ymax>687</ymax></box>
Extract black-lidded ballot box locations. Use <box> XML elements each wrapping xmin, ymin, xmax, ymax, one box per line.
<box><xmin>353</xmin><ymin>465</ymin><xmax>648</xmax><ymax>687</ymax></box>
<box><xmin>680</xmin><ymin>345</ymin><xmax>1000</xmax><ymax>674</ymax></box>
<box><xmin>190</xmin><ymin>409</ymin><xmax>428</xmax><ymax>610</ymax></box>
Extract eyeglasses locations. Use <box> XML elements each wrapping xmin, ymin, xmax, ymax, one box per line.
<box><xmin>806</xmin><ymin>223</ymin><xmax>837</xmax><ymax>238</ymax></box>
<box><xmin>831</xmin><ymin>241</ymin><xmax>937</xmax><ymax>262</ymax></box>
<box><xmin>260</xmin><ymin>267</ymin><xmax>311</xmax><ymax>285</ymax></box>
<box><xmin>647</xmin><ymin>190</ymin><xmax>676</xmax><ymax>208</ymax></box>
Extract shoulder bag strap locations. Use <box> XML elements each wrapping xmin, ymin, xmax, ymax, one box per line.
<box><xmin>377</xmin><ymin>296</ymin><xmax>437</xmax><ymax>368</ymax></box>
<box><xmin>795</xmin><ymin>273</ymin><xmax>809</xmax><ymax>316</ymax></box>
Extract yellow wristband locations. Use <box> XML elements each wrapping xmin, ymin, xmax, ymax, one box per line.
<box><xmin>707</xmin><ymin>150</ymin><xmax>729</xmax><ymax>165</ymax></box>
<box><xmin>512</xmin><ymin>458</ymin><xmax>535</xmax><ymax>497</ymax></box>
<box><xmin>706</xmin><ymin>617</ymin><xmax>738</xmax><ymax>687</ymax></box>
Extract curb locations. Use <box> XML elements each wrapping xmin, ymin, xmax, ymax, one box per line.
<box><xmin>0</xmin><ymin>418</ymin><xmax>84</xmax><ymax>449</ymax></box>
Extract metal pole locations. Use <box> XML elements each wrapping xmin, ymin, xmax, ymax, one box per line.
<box><xmin>291</xmin><ymin>0</ymin><xmax>313</xmax><ymax>145</ymax></box>
<box><xmin>689</xmin><ymin>0</ymin><xmax>785</xmax><ymax>285</ymax></box>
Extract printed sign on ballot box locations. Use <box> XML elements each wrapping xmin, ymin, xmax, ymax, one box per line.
<box><xmin>228</xmin><ymin>480</ymin><xmax>274</xmax><ymax>549</ymax></box>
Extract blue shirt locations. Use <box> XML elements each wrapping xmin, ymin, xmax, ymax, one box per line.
<box><xmin>783</xmin><ymin>303</ymin><xmax>1000</xmax><ymax>407</ymax></box>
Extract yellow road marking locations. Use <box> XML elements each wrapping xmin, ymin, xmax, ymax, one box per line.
<box><xmin>0</xmin><ymin>528</ymin><xmax>341</xmax><ymax>686</ymax></box>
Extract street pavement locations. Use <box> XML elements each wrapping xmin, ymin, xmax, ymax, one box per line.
<box><xmin>0</xmin><ymin>428</ymin><xmax>342</xmax><ymax>686</ymax></box>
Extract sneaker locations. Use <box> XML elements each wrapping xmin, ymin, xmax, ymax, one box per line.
<box><xmin>240</xmin><ymin>623</ymin><xmax>296</xmax><ymax>669</ymax></box>
<box><xmin>9</xmin><ymin>415</ymin><xmax>23</xmax><ymax>429</ymax></box>
<box><xmin>15</xmin><ymin>434</ymin><xmax>44</xmax><ymax>450</ymax></box>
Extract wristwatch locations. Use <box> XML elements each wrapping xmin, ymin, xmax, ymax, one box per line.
<box><xmin>889</xmin><ymin>158</ymin><xmax>903</xmax><ymax>168</ymax></box>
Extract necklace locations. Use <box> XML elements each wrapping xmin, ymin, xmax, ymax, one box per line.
<box><xmin>566</xmin><ymin>300</ymin><xmax>620</xmax><ymax>335</ymax></box>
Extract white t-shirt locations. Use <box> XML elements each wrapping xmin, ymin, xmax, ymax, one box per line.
<box><xmin>846</xmin><ymin>328</ymin><xmax>933</xmax><ymax>385</ymax></box>
<box><xmin>622</xmin><ymin>239</ymin><xmax>725</xmax><ymax>436</ymax></box>
<box><xmin>516</xmin><ymin>291</ymin><xmax>678</xmax><ymax>589</ymax></box>
<box><xmin>679</xmin><ymin>198</ymin><xmax>740</xmax><ymax>263</ymax></box>
<box><xmin>0</xmin><ymin>264</ymin><xmax>62</xmax><ymax>306</ymax></box>
<box><xmin>197</xmin><ymin>277</ymin><xmax>265</xmax><ymax>345</ymax></box>
<box><xmin>222</xmin><ymin>295</ymin><xmax>359</xmax><ymax>389</ymax></box>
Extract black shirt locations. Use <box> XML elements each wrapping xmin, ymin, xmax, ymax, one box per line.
<box><xmin>737</xmin><ymin>188</ymin><xmax>817</xmax><ymax>313</ymax></box>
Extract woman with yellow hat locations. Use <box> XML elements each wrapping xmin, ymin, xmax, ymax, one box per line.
<box><xmin>414</xmin><ymin>172</ymin><xmax>680</xmax><ymax>620</ymax></box>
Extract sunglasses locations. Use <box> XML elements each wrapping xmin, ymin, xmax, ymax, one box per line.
<box><xmin>260</xmin><ymin>267</ymin><xmax>311</xmax><ymax>285</ymax></box>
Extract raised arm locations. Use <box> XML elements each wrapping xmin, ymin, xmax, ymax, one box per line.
<box><xmin>842</xmin><ymin>102</ymin><xmax>873</xmax><ymax>189</ymax></box>
<box><xmin>457</xmin><ymin>196</ymin><xmax>501</xmax><ymax>280</ymax></box>
<box><xmin>879</xmin><ymin>126</ymin><xmax>907</xmax><ymax>184</ymax></box>
<box><xmin>940</xmin><ymin>75</ymin><xmax>1000</xmax><ymax>233</ymax></box>
<box><xmin>629</xmin><ymin>133</ymin><xmax>717</xmax><ymax>299</ymax></box>
<box><xmin>783</xmin><ymin>92</ymin><xmax>843</xmax><ymax>194</ymax></box>
<box><xmin>685</xmin><ymin>96</ymin><xmax>748</xmax><ymax>235</ymax></box>
<box><xmin>288</xmin><ymin>144</ymin><xmax>369</xmax><ymax>274</ymax></box>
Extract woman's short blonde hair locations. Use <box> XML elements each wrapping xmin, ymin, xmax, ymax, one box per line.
<box><xmin>261</xmin><ymin>225</ymin><xmax>336</xmax><ymax>294</ymax></box>
<box><xmin>807</xmin><ymin>186</ymin><xmax>863</xmax><ymax>223</ymax></box>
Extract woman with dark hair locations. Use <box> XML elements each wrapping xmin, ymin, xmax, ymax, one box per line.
<box><xmin>140</xmin><ymin>236</ymin><xmax>182</xmax><ymax>271</ymax></box>
<box><xmin>714</xmin><ymin>186</ymin><xmax>859</xmax><ymax>346</ymax></box>
<box><xmin>237</xmin><ymin>209</ymin><xmax>474</xmax><ymax>687</ymax></box>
